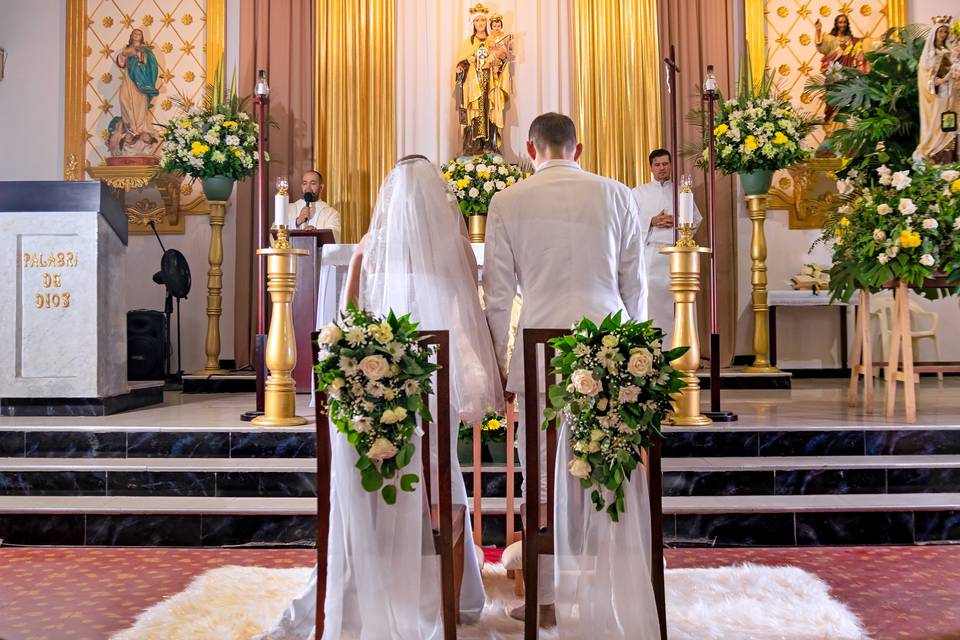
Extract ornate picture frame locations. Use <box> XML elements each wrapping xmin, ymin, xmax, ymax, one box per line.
<box><xmin>63</xmin><ymin>0</ymin><xmax>225</xmax><ymax>234</ymax></box>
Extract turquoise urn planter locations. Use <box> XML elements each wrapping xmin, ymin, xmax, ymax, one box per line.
<box><xmin>202</xmin><ymin>175</ymin><xmax>236</xmax><ymax>201</ymax></box>
<box><xmin>739</xmin><ymin>169</ymin><xmax>774</xmax><ymax>196</ymax></box>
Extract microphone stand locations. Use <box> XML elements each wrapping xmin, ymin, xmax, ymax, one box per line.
<box><xmin>242</xmin><ymin>69</ymin><xmax>270</xmax><ymax>421</ymax></box>
<box><xmin>702</xmin><ymin>65</ymin><xmax>737</xmax><ymax>422</ymax></box>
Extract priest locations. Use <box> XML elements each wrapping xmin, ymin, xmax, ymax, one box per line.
<box><xmin>632</xmin><ymin>149</ymin><xmax>701</xmax><ymax>347</ymax></box>
<box><xmin>286</xmin><ymin>170</ymin><xmax>342</xmax><ymax>242</ymax></box>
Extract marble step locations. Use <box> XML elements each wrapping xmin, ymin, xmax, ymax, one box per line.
<box><xmin>0</xmin><ymin>493</ymin><xmax>957</xmax><ymax>547</ymax></box>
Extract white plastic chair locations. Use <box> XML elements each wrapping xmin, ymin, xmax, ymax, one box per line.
<box><xmin>872</xmin><ymin>295</ymin><xmax>943</xmax><ymax>381</ymax></box>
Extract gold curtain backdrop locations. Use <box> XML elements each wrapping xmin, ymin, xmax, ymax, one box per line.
<box><xmin>572</xmin><ymin>0</ymin><xmax>662</xmax><ymax>188</ymax></box>
<box><xmin>314</xmin><ymin>0</ymin><xmax>396</xmax><ymax>244</ymax></box>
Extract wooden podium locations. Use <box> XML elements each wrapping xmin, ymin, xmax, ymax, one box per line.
<box><xmin>286</xmin><ymin>229</ymin><xmax>336</xmax><ymax>393</ymax></box>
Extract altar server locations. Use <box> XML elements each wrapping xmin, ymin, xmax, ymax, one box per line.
<box><xmin>632</xmin><ymin>149</ymin><xmax>701</xmax><ymax>347</ymax></box>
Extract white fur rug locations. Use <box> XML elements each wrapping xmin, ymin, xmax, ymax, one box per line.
<box><xmin>112</xmin><ymin>562</ymin><xmax>870</xmax><ymax>640</ymax></box>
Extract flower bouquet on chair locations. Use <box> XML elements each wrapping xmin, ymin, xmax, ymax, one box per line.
<box><xmin>544</xmin><ymin>312</ymin><xmax>688</xmax><ymax>522</ymax></box>
<box><xmin>314</xmin><ymin>304</ymin><xmax>438</xmax><ymax>504</ymax></box>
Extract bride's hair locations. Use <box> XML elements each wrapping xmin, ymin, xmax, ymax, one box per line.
<box><xmin>397</xmin><ymin>154</ymin><xmax>430</xmax><ymax>165</ymax></box>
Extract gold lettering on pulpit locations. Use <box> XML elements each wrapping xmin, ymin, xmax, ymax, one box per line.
<box><xmin>19</xmin><ymin>253</ymin><xmax>77</xmax><ymax>311</ymax></box>
<box><xmin>20</xmin><ymin>252</ymin><xmax>79</xmax><ymax>268</ymax></box>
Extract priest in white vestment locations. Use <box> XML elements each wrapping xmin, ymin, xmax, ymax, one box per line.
<box><xmin>632</xmin><ymin>149</ymin><xmax>701</xmax><ymax>348</ymax></box>
<box><xmin>484</xmin><ymin>113</ymin><xmax>660</xmax><ymax>638</ymax></box>
<box><xmin>286</xmin><ymin>170</ymin><xmax>342</xmax><ymax>242</ymax></box>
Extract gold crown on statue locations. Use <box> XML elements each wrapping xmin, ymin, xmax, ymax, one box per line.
<box><xmin>490</xmin><ymin>13</ymin><xmax>504</xmax><ymax>22</ymax></box>
<box><xmin>469</xmin><ymin>3</ymin><xmax>490</xmax><ymax>15</ymax></box>
<box><xmin>932</xmin><ymin>15</ymin><xmax>952</xmax><ymax>25</ymax></box>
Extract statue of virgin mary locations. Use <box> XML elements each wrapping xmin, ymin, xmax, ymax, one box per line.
<box><xmin>455</xmin><ymin>4</ymin><xmax>502</xmax><ymax>154</ymax></box>
<box><xmin>913</xmin><ymin>17</ymin><xmax>957</xmax><ymax>163</ymax></box>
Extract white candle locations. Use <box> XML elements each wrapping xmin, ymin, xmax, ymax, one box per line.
<box><xmin>274</xmin><ymin>193</ymin><xmax>288</xmax><ymax>228</ymax></box>
<box><xmin>678</xmin><ymin>191</ymin><xmax>694</xmax><ymax>226</ymax></box>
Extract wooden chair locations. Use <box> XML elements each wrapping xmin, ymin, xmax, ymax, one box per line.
<box><xmin>312</xmin><ymin>330</ymin><xmax>465</xmax><ymax>640</ymax></box>
<box><xmin>519</xmin><ymin>329</ymin><xmax>667</xmax><ymax>640</ymax></box>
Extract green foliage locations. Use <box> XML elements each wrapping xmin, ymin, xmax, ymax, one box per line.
<box><xmin>804</xmin><ymin>25</ymin><xmax>927</xmax><ymax>178</ymax></box>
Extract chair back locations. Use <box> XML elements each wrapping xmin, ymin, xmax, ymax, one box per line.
<box><xmin>312</xmin><ymin>330</ymin><xmax>457</xmax><ymax>639</ymax></box>
<box><xmin>521</xmin><ymin>328</ymin><xmax>667</xmax><ymax>640</ymax></box>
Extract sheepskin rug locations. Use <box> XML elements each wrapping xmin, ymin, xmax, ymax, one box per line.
<box><xmin>112</xmin><ymin>562</ymin><xmax>869</xmax><ymax>640</ymax></box>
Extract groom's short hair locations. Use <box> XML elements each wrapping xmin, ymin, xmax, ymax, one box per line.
<box><xmin>528</xmin><ymin>113</ymin><xmax>578</xmax><ymax>154</ymax></box>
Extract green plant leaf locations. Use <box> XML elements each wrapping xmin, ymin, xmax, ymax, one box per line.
<box><xmin>400</xmin><ymin>473</ymin><xmax>419</xmax><ymax>492</ymax></box>
<box><xmin>382</xmin><ymin>484</ymin><xmax>397</xmax><ymax>504</ymax></box>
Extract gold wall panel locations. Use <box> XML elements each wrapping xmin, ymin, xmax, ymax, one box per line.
<box><xmin>63</xmin><ymin>0</ymin><xmax>225</xmax><ymax>232</ymax></box>
<box><xmin>746</xmin><ymin>0</ymin><xmax>906</xmax><ymax>228</ymax></box>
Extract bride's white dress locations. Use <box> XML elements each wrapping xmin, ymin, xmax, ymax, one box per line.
<box><xmin>255</xmin><ymin>157</ymin><xmax>503</xmax><ymax>640</ymax></box>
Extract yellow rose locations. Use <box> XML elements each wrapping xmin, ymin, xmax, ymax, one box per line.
<box><xmin>714</xmin><ymin>123</ymin><xmax>729</xmax><ymax>136</ymax></box>
<box><xmin>190</xmin><ymin>141</ymin><xmax>209</xmax><ymax>156</ymax></box>
<box><xmin>443</xmin><ymin>172</ymin><xmax>452</xmax><ymax>181</ymax></box>
<box><xmin>839</xmin><ymin>216</ymin><xmax>850</xmax><ymax>227</ymax></box>
<box><xmin>223</xmin><ymin>120</ymin><xmax>238</xmax><ymax>127</ymax></box>
<box><xmin>456</xmin><ymin>178</ymin><xmax>470</xmax><ymax>189</ymax></box>
<box><xmin>773</xmin><ymin>131</ymin><xmax>789</xmax><ymax>145</ymax></box>
<box><xmin>744</xmin><ymin>135</ymin><xmax>758</xmax><ymax>151</ymax></box>
<box><xmin>898</xmin><ymin>230</ymin><xmax>921</xmax><ymax>248</ymax></box>
<box><xmin>951</xmin><ymin>178</ymin><xmax>960</xmax><ymax>193</ymax></box>
<box><xmin>834</xmin><ymin>228</ymin><xmax>843</xmax><ymax>236</ymax></box>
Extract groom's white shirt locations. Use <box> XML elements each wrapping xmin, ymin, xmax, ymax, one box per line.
<box><xmin>483</xmin><ymin>159</ymin><xmax>648</xmax><ymax>393</ymax></box>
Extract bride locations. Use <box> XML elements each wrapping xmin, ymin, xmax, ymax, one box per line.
<box><xmin>256</xmin><ymin>155</ymin><xmax>504</xmax><ymax>639</ymax></box>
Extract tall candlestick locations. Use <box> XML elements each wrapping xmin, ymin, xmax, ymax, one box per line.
<box><xmin>274</xmin><ymin>177</ymin><xmax>289</xmax><ymax>229</ymax></box>
<box><xmin>678</xmin><ymin>174</ymin><xmax>694</xmax><ymax>226</ymax></box>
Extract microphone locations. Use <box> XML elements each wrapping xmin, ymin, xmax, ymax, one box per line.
<box><xmin>300</xmin><ymin>192</ymin><xmax>317</xmax><ymax>228</ymax></box>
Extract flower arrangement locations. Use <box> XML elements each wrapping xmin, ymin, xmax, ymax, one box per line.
<box><xmin>160</xmin><ymin>72</ymin><xmax>261</xmax><ymax>180</ymax></box>
<box><xmin>441</xmin><ymin>153</ymin><xmax>526</xmax><ymax>217</ymax></box>
<box><xmin>820</xmin><ymin>162</ymin><xmax>960</xmax><ymax>301</ymax></box>
<box><xmin>706</xmin><ymin>70</ymin><xmax>816</xmax><ymax>174</ymax></box>
<box><xmin>314</xmin><ymin>305</ymin><xmax>437</xmax><ymax>504</ymax></box>
<box><xmin>544</xmin><ymin>313</ymin><xmax>688</xmax><ymax>522</ymax></box>
<box><xmin>458</xmin><ymin>409</ymin><xmax>507</xmax><ymax>445</ymax></box>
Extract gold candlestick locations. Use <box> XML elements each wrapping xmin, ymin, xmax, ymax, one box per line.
<box><xmin>660</xmin><ymin>224</ymin><xmax>712</xmax><ymax>426</ymax></box>
<box><xmin>252</xmin><ymin>225</ymin><xmax>308</xmax><ymax>427</ymax></box>
<box><xmin>196</xmin><ymin>200</ymin><xmax>230</xmax><ymax>374</ymax></box>
<box><xmin>743</xmin><ymin>194</ymin><xmax>780</xmax><ymax>373</ymax></box>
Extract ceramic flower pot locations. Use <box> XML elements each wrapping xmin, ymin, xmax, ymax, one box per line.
<box><xmin>485</xmin><ymin>441</ymin><xmax>508</xmax><ymax>464</ymax></box>
<box><xmin>739</xmin><ymin>169</ymin><xmax>774</xmax><ymax>196</ymax></box>
<box><xmin>202</xmin><ymin>175</ymin><xmax>236</xmax><ymax>201</ymax></box>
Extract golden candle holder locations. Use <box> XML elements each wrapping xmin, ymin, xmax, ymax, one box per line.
<box><xmin>660</xmin><ymin>224</ymin><xmax>712</xmax><ymax>426</ymax></box>
<box><xmin>251</xmin><ymin>225</ymin><xmax>308</xmax><ymax>427</ymax></box>
<box><xmin>196</xmin><ymin>200</ymin><xmax>230</xmax><ymax>375</ymax></box>
<box><xmin>743</xmin><ymin>194</ymin><xmax>780</xmax><ymax>373</ymax></box>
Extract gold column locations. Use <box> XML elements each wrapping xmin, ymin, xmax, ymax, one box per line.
<box><xmin>314</xmin><ymin>0</ymin><xmax>396</xmax><ymax>243</ymax></box>
<box><xmin>744</xmin><ymin>0</ymin><xmax>766</xmax><ymax>90</ymax></box>
<box><xmin>252</xmin><ymin>228</ymin><xmax>308</xmax><ymax>427</ymax></box>
<box><xmin>661</xmin><ymin>227</ymin><xmax>711</xmax><ymax>426</ymax></box>
<box><xmin>743</xmin><ymin>194</ymin><xmax>780</xmax><ymax>373</ymax></box>
<box><xmin>197</xmin><ymin>201</ymin><xmax>229</xmax><ymax>374</ymax></box>
<box><xmin>573</xmin><ymin>0</ymin><xmax>662</xmax><ymax>186</ymax></box>
<box><xmin>63</xmin><ymin>0</ymin><xmax>85</xmax><ymax>180</ymax></box>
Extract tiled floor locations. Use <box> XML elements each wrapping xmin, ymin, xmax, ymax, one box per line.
<box><xmin>2</xmin><ymin>378</ymin><xmax>959</xmax><ymax>430</ymax></box>
<box><xmin>0</xmin><ymin>545</ymin><xmax>958</xmax><ymax>640</ymax></box>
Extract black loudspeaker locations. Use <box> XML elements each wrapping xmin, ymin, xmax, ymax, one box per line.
<box><xmin>127</xmin><ymin>310</ymin><xmax>168</xmax><ymax>380</ymax></box>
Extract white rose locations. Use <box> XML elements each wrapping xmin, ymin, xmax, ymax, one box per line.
<box><xmin>891</xmin><ymin>170</ymin><xmax>912</xmax><ymax>191</ymax></box>
<box><xmin>836</xmin><ymin>178</ymin><xmax>853</xmax><ymax>195</ymax></box>
<box><xmin>940</xmin><ymin>170</ymin><xmax>959</xmax><ymax>182</ymax></box>
<box><xmin>358</xmin><ymin>355</ymin><xmax>390</xmax><ymax>381</ymax></box>
<box><xmin>352</xmin><ymin>415</ymin><xmax>373</xmax><ymax>433</ymax></box>
<box><xmin>877</xmin><ymin>254</ymin><xmax>890</xmax><ymax>265</ymax></box>
<box><xmin>318</xmin><ymin>323</ymin><xmax>343</xmax><ymax>344</ymax></box>
<box><xmin>568</xmin><ymin>458</ymin><xmax>592</xmax><ymax>479</ymax></box>
<box><xmin>627</xmin><ymin>348</ymin><xmax>654</xmax><ymax>378</ymax></box>
<box><xmin>922</xmin><ymin>218</ymin><xmax>938</xmax><ymax>230</ymax></box>
<box><xmin>498</xmin><ymin>166</ymin><xmax>508</xmax><ymax>175</ymax></box>
<box><xmin>495</xmin><ymin>180</ymin><xmax>506</xmax><ymax>190</ymax></box>
<box><xmin>570</xmin><ymin>369</ymin><xmax>602</xmax><ymax>397</ymax></box>
<box><xmin>468</xmin><ymin>187</ymin><xmax>480</xmax><ymax>198</ymax></box>
<box><xmin>876</xmin><ymin>203</ymin><xmax>892</xmax><ymax>215</ymax></box>
<box><xmin>602</xmin><ymin>334</ymin><xmax>619</xmax><ymax>347</ymax></box>
<box><xmin>886</xmin><ymin>245</ymin><xmax>899</xmax><ymax>257</ymax></box>
<box><xmin>476</xmin><ymin>164</ymin><xmax>487</xmax><ymax>173</ymax></box>
<box><xmin>898</xmin><ymin>198</ymin><xmax>917</xmax><ymax>216</ymax></box>
<box><xmin>618</xmin><ymin>385</ymin><xmax>641</xmax><ymax>404</ymax></box>
<box><xmin>837</xmin><ymin>204</ymin><xmax>852</xmax><ymax>215</ymax></box>
<box><xmin>464</xmin><ymin>162</ymin><xmax>474</xmax><ymax>172</ymax></box>
<box><xmin>483</xmin><ymin>181</ymin><xmax>494</xmax><ymax>193</ymax></box>
<box><xmin>920</xmin><ymin>254</ymin><xmax>935</xmax><ymax>267</ymax></box>
<box><xmin>367</xmin><ymin>437</ymin><xmax>398</xmax><ymax>462</ymax></box>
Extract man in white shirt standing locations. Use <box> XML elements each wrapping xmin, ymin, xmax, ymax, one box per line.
<box><xmin>287</xmin><ymin>170</ymin><xmax>342</xmax><ymax>242</ymax></box>
<box><xmin>632</xmin><ymin>149</ymin><xmax>701</xmax><ymax>347</ymax></box>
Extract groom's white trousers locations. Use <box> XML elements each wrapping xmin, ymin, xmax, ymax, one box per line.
<box><xmin>516</xmin><ymin>392</ymin><xmax>555</xmax><ymax>605</ymax></box>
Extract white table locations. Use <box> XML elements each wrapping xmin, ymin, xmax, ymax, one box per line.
<box><xmin>767</xmin><ymin>289</ymin><xmax>860</xmax><ymax>369</ymax></box>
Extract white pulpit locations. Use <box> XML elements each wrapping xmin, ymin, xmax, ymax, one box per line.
<box><xmin>0</xmin><ymin>181</ymin><xmax>159</xmax><ymax>415</ymax></box>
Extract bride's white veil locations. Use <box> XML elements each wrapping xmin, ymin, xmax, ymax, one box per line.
<box><xmin>361</xmin><ymin>155</ymin><xmax>504</xmax><ymax>424</ymax></box>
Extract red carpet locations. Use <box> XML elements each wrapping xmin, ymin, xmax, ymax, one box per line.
<box><xmin>0</xmin><ymin>545</ymin><xmax>957</xmax><ymax>639</ymax></box>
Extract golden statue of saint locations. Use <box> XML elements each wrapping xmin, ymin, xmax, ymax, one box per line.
<box><xmin>456</xmin><ymin>4</ymin><xmax>512</xmax><ymax>154</ymax></box>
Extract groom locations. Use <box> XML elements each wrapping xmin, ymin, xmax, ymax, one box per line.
<box><xmin>483</xmin><ymin>112</ymin><xmax>648</xmax><ymax>622</ymax></box>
